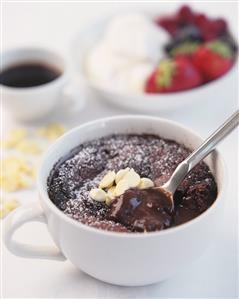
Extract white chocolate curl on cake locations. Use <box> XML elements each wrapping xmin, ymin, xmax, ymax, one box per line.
<box><xmin>89</xmin><ymin>168</ymin><xmax>154</xmax><ymax>205</ymax></box>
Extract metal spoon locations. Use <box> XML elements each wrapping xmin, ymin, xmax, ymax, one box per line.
<box><xmin>154</xmin><ymin>110</ymin><xmax>239</xmax><ymax>211</ymax></box>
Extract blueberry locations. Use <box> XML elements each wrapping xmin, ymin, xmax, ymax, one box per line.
<box><xmin>165</xmin><ymin>25</ymin><xmax>203</xmax><ymax>55</ymax></box>
<box><xmin>175</xmin><ymin>25</ymin><xmax>202</xmax><ymax>42</ymax></box>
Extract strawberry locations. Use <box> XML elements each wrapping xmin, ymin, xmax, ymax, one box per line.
<box><xmin>145</xmin><ymin>57</ymin><xmax>203</xmax><ymax>93</ymax></box>
<box><xmin>192</xmin><ymin>40</ymin><xmax>234</xmax><ymax>81</ymax></box>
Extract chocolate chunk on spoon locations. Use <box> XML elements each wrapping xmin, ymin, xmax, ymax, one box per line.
<box><xmin>107</xmin><ymin>188</ymin><xmax>172</xmax><ymax>232</ymax></box>
<box><xmin>108</xmin><ymin>110</ymin><xmax>239</xmax><ymax>232</ymax></box>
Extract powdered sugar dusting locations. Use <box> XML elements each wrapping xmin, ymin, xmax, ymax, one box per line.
<box><xmin>47</xmin><ymin>134</ymin><xmax>217</xmax><ymax>232</ymax></box>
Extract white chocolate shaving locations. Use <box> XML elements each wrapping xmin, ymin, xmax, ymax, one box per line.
<box><xmin>99</xmin><ymin>171</ymin><xmax>116</xmax><ymax>189</ymax></box>
<box><xmin>138</xmin><ymin>177</ymin><xmax>154</xmax><ymax>189</ymax></box>
<box><xmin>123</xmin><ymin>168</ymin><xmax>140</xmax><ymax>188</ymax></box>
<box><xmin>115</xmin><ymin>180</ymin><xmax>129</xmax><ymax>196</ymax></box>
<box><xmin>115</xmin><ymin>167</ymin><xmax>130</xmax><ymax>184</ymax></box>
<box><xmin>89</xmin><ymin>188</ymin><xmax>107</xmax><ymax>202</ymax></box>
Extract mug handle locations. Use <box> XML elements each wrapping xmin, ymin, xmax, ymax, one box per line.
<box><xmin>4</xmin><ymin>203</ymin><xmax>66</xmax><ymax>261</ymax></box>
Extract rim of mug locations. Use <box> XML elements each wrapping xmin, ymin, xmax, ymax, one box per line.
<box><xmin>38</xmin><ymin>115</ymin><xmax>227</xmax><ymax>238</ymax></box>
<box><xmin>0</xmin><ymin>46</ymin><xmax>70</xmax><ymax>92</ymax></box>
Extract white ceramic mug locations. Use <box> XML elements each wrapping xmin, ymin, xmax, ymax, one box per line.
<box><xmin>4</xmin><ymin>116</ymin><xmax>226</xmax><ymax>286</ymax></box>
<box><xmin>1</xmin><ymin>47</ymin><xmax>80</xmax><ymax>122</ymax></box>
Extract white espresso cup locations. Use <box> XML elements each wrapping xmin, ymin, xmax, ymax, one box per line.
<box><xmin>1</xmin><ymin>47</ymin><xmax>73</xmax><ymax>122</ymax></box>
<box><xmin>4</xmin><ymin>116</ymin><xmax>226</xmax><ymax>286</ymax></box>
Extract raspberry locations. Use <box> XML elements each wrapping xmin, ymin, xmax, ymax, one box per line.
<box><xmin>158</xmin><ymin>17</ymin><xmax>179</xmax><ymax>36</ymax></box>
<box><xmin>212</xmin><ymin>18</ymin><xmax>227</xmax><ymax>35</ymax></box>
<box><xmin>195</xmin><ymin>13</ymin><xmax>208</xmax><ymax>28</ymax></box>
<box><xmin>178</xmin><ymin>5</ymin><xmax>194</xmax><ymax>24</ymax></box>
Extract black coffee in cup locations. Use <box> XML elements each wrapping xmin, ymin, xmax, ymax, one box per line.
<box><xmin>0</xmin><ymin>63</ymin><xmax>62</xmax><ymax>88</ymax></box>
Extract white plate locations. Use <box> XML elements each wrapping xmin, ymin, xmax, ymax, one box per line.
<box><xmin>71</xmin><ymin>7</ymin><xmax>238</xmax><ymax>113</ymax></box>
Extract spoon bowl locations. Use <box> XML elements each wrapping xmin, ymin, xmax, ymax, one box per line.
<box><xmin>152</xmin><ymin>110</ymin><xmax>239</xmax><ymax>213</ymax></box>
<box><xmin>110</xmin><ymin>110</ymin><xmax>239</xmax><ymax>231</ymax></box>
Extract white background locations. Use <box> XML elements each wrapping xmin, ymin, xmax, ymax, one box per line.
<box><xmin>1</xmin><ymin>1</ymin><xmax>238</xmax><ymax>298</ymax></box>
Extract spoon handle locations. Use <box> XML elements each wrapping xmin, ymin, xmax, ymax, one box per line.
<box><xmin>186</xmin><ymin>110</ymin><xmax>239</xmax><ymax>171</ymax></box>
<box><xmin>164</xmin><ymin>110</ymin><xmax>239</xmax><ymax>194</ymax></box>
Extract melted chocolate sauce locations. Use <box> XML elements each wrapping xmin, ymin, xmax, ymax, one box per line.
<box><xmin>107</xmin><ymin>188</ymin><xmax>173</xmax><ymax>232</ymax></box>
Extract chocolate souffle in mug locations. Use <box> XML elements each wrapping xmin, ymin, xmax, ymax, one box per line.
<box><xmin>4</xmin><ymin>115</ymin><xmax>226</xmax><ymax>286</ymax></box>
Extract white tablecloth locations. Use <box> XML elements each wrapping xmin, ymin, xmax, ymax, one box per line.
<box><xmin>2</xmin><ymin>1</ymin><xmax>238</xmax><ymax>298</ymax></box>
